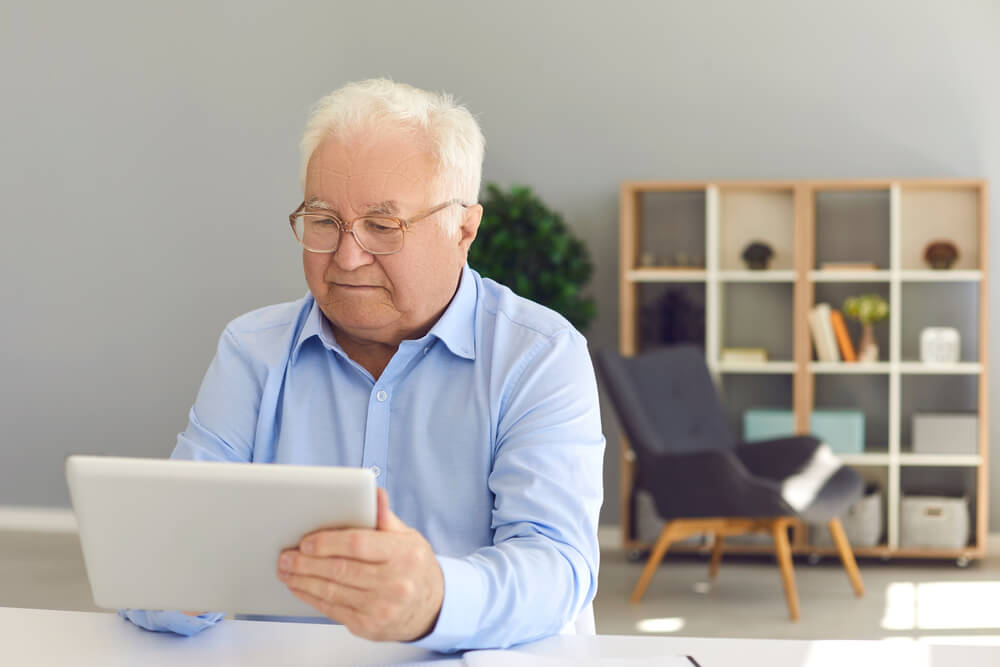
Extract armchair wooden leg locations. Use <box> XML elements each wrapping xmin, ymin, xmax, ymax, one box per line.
<box><xmin>771</xmin><ymin>519</ymin><xmax>800</xmax><ymax>622</ymax></box>
<box><xmin>708</xmin><ymin>532</ymin><xmax>724</xmax><ymax>581</ymax></box>
<box><xmin>630</xmin><ymin>521</ymin><xmax>677</xmax><ymax>603</ymax></box>
<box><xmin>827</xmin><ymin>518</ymin><xmax>865</xmax><ymax>597</ymax></box>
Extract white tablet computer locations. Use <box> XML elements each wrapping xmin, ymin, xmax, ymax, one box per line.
<box><xmin>66</xmin><ymin>455</ymin><xmax>376</xmax><ymax>617</ymax></box>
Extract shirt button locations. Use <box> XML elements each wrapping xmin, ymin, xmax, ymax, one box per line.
<box><xmin>370</xmin><ymin>465</ymin><xmax>381</xmax><ymax>478</ymax></box>
<box><xmin>423</xmin><ymin>347</ymin><xmax>430</xmax><ymax>355</ymax></box>
<box><xmin>376</xmin><ymin>390</ymin><xmax>387</xmax><ymax>402</ymax></box>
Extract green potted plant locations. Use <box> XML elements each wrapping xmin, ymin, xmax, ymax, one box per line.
<box><xmin>469</xmin><ymin>183</ymin><xmax>596</xmax><ymax>332</ymax></box>
<box><xmin>843</xmin><ymin>294</ymin><xmax>889</xmax><ymax>362</ymax></box>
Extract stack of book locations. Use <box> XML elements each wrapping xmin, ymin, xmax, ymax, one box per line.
<box><xmin>721</xmin><ymin>347</ymin><xmax>768</xmax><ymax>363</ymax></box>
<box><xmin>809</xmin><ymin>303</ymin><xmax>856</xmax><ymax>362</ymax></box>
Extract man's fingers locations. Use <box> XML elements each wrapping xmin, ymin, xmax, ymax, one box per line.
<box><xmin>280</xmin><ymin>572</ymin><xmax>368</xmax><ymax>610</ymax></box>
<box><xmin>376</xmin><ymin>487</ymin><xmax>407</xmax><ymax>532</ymax></box>
<box><xmin>286</xmin><ymin>586</ymin><xmax>358</xmax><ymax>626</ymax></box>
<box><xmin>277</xmin><ymin>551</ymin><xmax>377</xmax><ymax>589</ymax></box>
<box><xmin>299</xmin><ymin>528</ymin><xmax>396</xmax><ymax>561</ymax></box>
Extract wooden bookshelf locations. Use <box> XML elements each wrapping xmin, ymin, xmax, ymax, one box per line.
<box><xmin>618</xmin><ymin>179</ymin><xmax>989</xmax><ymax>563</ymax></box>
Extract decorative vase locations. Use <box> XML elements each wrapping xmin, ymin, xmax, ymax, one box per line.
<box><xmin>858</xmin><ymin>323</ymin><xmax>878</xmax><ymax>362</ymax></box>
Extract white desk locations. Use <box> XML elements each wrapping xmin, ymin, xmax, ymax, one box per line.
<box><xmin>3</xmin><ymin>607</ymin><xmax>999</xmax><ymax>667</ymax></box>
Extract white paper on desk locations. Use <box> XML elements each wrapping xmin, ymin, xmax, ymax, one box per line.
<box><xmin>462</xmin><ymin>650</ymin><xmax>695</xmax><ymax>666</ymax></box>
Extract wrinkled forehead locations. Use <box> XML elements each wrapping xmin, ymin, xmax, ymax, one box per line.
<box><xmin>304</xmin><ymin>127</ymin><xmax>442</xmax><ymax>212</ymax></box>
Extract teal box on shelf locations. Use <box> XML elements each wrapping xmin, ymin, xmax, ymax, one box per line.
<box><xmin>743</xmin><ymin>408</ymin><xmax>865</xmax><ymax>455</ymax></box>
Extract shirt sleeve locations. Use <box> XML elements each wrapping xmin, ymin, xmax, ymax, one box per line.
<box><xmin>172</xmin><ymin>326</ymin><xmax>264</xmax><ymax>463</ymax></box>
<box><xmin>118</xmin><ymin>610</ymin><xmax>225</xmax><ymax>636</ymax></box>
<box><xmin>120</xmin><ymin>326</ymin><xmax>263</xmax><ymax>635</ymax></box>
<box><xmin>410</xmin><ymin>329</ymin><xmax>605</xmax><ymax>652</ymax></box>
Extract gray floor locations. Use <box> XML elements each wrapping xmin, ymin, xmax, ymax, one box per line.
<box><xmin>4</xmin><ymin>529</ymin><xmax>1000</xmax><ymax>643</ymax></box>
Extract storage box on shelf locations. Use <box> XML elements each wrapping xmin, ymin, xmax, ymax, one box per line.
<box><xmin>810</xmin><ymin>486</ymin><xmax>884</xmax><ymax>549</ymax></box>
<box><xmin>744</xmin><ymin>408</ymin><xmax>865</xmax><ymax>455</ymax></box>
<box><xmin>617</xmin><ymin>179</ymin><xmax>988</xmax><ymax>562</ymax></box>
<box><xmin>900</xmin><ymin>496</ymin><xmax>970</xmax><ymax>550</ymax></box>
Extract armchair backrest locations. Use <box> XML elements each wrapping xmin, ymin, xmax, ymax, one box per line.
<box><xmin>595</xmin><ymin>345</ymin><xmax>737</xmax><ymax>458</ymax></box>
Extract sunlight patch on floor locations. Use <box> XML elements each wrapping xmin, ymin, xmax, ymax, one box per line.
<box><xmin>636</xmin><ymin>617</ymin><xmax>685</xmax><ymax>633</ymax></box>
<box><xmin>882</xmin><ymin>581</ymin><xmax>1000</xmax><ymax>631</ymax></box>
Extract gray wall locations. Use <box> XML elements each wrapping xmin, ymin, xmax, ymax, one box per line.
<box><xmin>2</xmin><ymin>1</ymin><xmax>999</xmax><ymax>527</ymax></box>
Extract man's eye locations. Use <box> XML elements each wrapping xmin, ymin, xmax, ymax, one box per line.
<box><xmin>363</xmin><ymin>219</ymin><xmax>398</xmax><ymax>234</ymax></box>
<box><xmin>312</xmin><ymin>217</ymin><xmax>338</xmax><ymax>227</ymax></box>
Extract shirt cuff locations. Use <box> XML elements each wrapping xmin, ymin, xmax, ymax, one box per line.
<box><xmin>118</xmin><ymin>609</ymin><xmax>224</xmax><ymax>636</ymax></box>
<box><xmin>406</xmin><ymin>555</ymin><xmax>487</xmax><ymax>653</ymax></box>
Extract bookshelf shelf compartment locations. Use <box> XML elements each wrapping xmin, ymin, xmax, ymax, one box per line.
<box><xmin>718</xmin><ymin>187</ymin><xmax>795</xmax><ymax>271</ymax></box>
<box><xmin>814</xmin><ymin>189</ymin><xmax>891</xmax><ymax>271</ymax></box>
<box><xmin>899</xmin><ymin>186</ymin><xmax>981</xmax><ymax>271</ymax></box>
<box><xmin>618</xmin><ymin>179</ymin><xmax>988</xmax><ymax>561</ymax></box>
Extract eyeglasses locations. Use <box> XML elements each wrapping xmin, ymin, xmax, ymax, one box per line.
<box><xmin>289</xmin><ymin>199</ymin><xmax>469</xmax><ymax>255</ymax></box>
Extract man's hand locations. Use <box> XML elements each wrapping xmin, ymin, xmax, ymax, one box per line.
<box><xmin>277</xmin><ymin>487</ymin><xmax>444</xmax><ymax>642</ymax></box>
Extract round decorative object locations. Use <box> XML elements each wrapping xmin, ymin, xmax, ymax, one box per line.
<box><xmin>920</xmin><ymin>327</ymin><xmax>960</xmax><ymax>364</ymax></box>
<box><xmin>741</xmin><ymin>241</ymin><xmax>774</xmax><ymax>270</ymax></box>
<box><xmin>923</xmin><ymin>240</ymin><xmax>959</xmax><ymax>270</ymax></box>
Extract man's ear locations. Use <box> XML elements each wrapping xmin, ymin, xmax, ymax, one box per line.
<box><xmin>457</xmin><ymin>203</ymin><xmax>483</xmax><ymax>254</ymax></box>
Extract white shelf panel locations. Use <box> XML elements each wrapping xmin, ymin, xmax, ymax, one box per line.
<box><xmin>839</xmin><ymin>453</ymin><xmax>891</xmax><ymax>466</ymax></box>
<box><xmin>626</xmin><ymin>268</ymin><xmax>706</xmax><ymax>283</ymax></box>
<box><xmin>718</xmin><ymin>270</ymin><xmax>796</xmax><ymax>282</ymax></box>
<box><xmin>900</xmin><ymin>270</ymin><xmax>982</xmax><ymax>282</ymax></box>
<box><xmin>717</xmin><ymin>361</ymin><xmax>796</xmax><ymax>374</ymax></box>
<box><xmin>809</xmin><ymin>270</ymin><xmax>891</xmax><ymax>282</ymax></box>
<box><xmin>810</xmin><ymin>362</ymin><xmax>891</xmax><ymax>374</ymax></box>
<box><xmin>899</xmin><ymin>453</ymin><xmax>982</xmax><ymax>467</ymax></box>
<box><xmin>898</xmin><ymin>361</ymin><xmax>983</xmax><ymax>375</ymax></box>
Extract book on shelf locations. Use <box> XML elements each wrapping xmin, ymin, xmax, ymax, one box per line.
<box><xmin>829</xmin><ymin>309</ymin><xmax>857</xmax><ymax>362</ymax></box>
<box><xmin>820</xmin><ymin>261</ymin><xmax>878</xmax><ymax>271</ymax></box>
<box><xmin>808</xmin><ymin>303</ymin><xmax>841</xmax><ymax>363</ymax></box>
<box><xmin>721</xmin><ymin>347</ymin><xmax>769</xmax><ymax>363</ymax></box>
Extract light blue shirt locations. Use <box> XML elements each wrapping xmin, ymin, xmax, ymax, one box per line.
<box><xmin>120</xmin><ymin>266</ymin><xmax>604</xmax><ymax>652</ymax></box>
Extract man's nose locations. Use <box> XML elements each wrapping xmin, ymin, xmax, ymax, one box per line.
<box><xmin>332</xmin><ymin>228</ymin><xmax>375</xmax><ymax>270</ymax></box>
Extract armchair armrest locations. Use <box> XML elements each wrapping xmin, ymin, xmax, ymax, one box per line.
<box><xmin>735</xmin><ymin>435</ymin><xmax>823</xmax><ymax>482</ymax></box>
<box><xmin>635</xmin><ymin>447</ymin><xmax>794</xmax><ymax>519</ymax></box>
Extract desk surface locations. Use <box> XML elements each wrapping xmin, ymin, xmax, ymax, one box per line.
<box><xmin>3</xmin><ymin>607</ymin><xmax>999</xmax><ymax>667</ymax></box>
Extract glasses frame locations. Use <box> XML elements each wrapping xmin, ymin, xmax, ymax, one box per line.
<box><xmin>288</xmin><ymin>199</ymin><xmax>469</xmax><ymax>255</ymax></box>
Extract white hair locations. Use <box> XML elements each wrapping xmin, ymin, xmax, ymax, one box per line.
<box><xmin>300</xmin><ymin>78</ymin><xmax>485</xmax><ymax>235</ymax></box>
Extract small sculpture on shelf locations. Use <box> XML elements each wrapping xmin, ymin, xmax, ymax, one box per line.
<box><xmin>741</xmin><ymin>241</ymin><xmax>774</xmax><ymax>270</ymax></box>
<box><xmin>843</xmin><ymin>294</ymin><xmax>889</xmax><ymax>362</ymax></box>
<box><xmin>920</xmin><ymin>327</ymin><xmax>961</xmax><ymax>364</ymax></box>
<box><xmin>923</xmin><ymin>240</ymin><xmax>959</xmax><ymax>270</ymax></box>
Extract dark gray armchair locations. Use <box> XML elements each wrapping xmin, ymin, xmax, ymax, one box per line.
<box><xmin>595</xmin><ymin>345</ymin><xmax>865</xmax><ymax>621</ymax></box>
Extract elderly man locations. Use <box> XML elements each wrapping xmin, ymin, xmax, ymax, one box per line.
<box><xmin>120</xmin><ymin>79</ymin><xmax>604</xmax><ymax>651</ymax></box>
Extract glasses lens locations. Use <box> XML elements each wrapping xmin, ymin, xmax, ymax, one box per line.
<box><xmin>294</xmin><ymin>215</ymin><xmax>340</xmax><ymax>251</ymax></box>
<box><xmin>356</xmin><ymin>217</ymin><xmax>404</xmax><ymax>254</ymax></box>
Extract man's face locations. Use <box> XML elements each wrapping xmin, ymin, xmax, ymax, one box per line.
<box><xmin>302</xmin><ymin>128</ymin><xmax>481</xmax><ymax>347</ymax></box>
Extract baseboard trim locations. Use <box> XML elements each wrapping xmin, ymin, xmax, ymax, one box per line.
<box><xmin>0</xmin><ymin>506</ymin><xmax>77</xmax><ymax>533</ymax></box>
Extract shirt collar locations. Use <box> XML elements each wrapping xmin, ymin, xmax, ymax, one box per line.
<box><xmin>426</xmin><ymin>264</ymin><xmax>477</xmax><ymax>360</ymax></box>
<box><xmin>290</xmin><ymin>264</ymin><xmax>478</xmax><ymax>364</ymax></box>
<box><xmin>291</xmin><ymin>296</ymin><xmax>338</xmax><ymax>365</ymax></box>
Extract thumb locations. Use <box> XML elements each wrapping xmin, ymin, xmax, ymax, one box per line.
<box><xmin>376</xmin><ymin>486</ymin><xmax>407</xmax><ymax>532</ymax></box>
